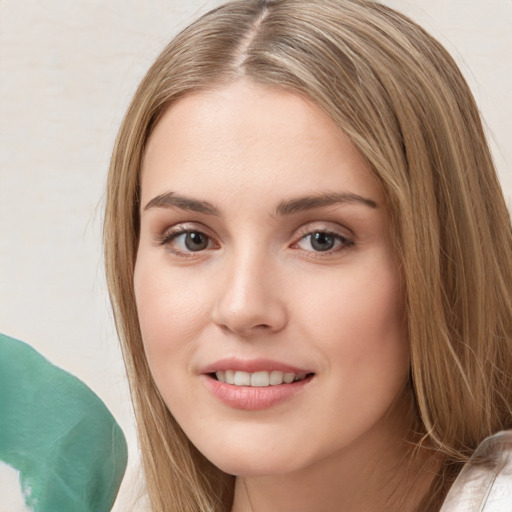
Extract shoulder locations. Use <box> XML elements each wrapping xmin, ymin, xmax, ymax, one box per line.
<box><xmin>441</xmin><ymin>430</ymin><xmax>512</xmax><ymax>511</ymax></box>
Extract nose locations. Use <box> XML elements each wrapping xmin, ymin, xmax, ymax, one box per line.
<box><xmin>211</xmin><ymin>250</ymin><xmax>288</xmax><ymax>337</ymax></box>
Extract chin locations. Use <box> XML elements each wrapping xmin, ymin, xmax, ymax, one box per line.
<box><xmin>194</xmin><ymin>434</ymin><xmax>316</xmax><ymax>477</ymax></box>
<box><xmin>211</xmin><ymin>454</ymin><xmax>302</xmax><ymax>477</ymax></box>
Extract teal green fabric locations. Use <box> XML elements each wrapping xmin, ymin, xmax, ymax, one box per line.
<box><xmin>0</xmin><ymin>333</ymin><xmax>127</xmax><ymax>512</ymax></box>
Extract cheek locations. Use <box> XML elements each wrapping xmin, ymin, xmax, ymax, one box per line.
<box><xmin>296</xmin><ymin>260</ymin><xmax>409</xmax><ymax>400</ymax></box>
<box><xmin>133</xmin><ymin>261</ymin><xmax>213</xmax><ymax>425</ymax></box>
<box><xmin>295</xmin><ymin>265</ymin><xmax>409</xmax><ymax>448</ymax></box>
<box><xmin>133</xmin><ymin>258</ymin><xmax>206</xmax><ymax>375</ymax></box>
<box><xmin>298</xmin><ymin>261</ymin><xmax>405</xmax><ymax>346</ymax></box>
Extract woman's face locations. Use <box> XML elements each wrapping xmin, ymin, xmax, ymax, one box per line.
<box><xmin>135</xmin><ymin>80</ymin><xmax>410</xmax><ymax>477</ymax></box>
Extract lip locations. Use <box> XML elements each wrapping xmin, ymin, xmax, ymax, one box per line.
<box><xmin>200</xmin><ymin>358</ymin><xmax>315</xmax><ymax>411</ymax></box>
<box><xmin>200</xmin><ymin>357</ymin><xmax>312</xmax><ymax>374</ymax></box>
<box><xmin>202</xmin><ymin>374</ymin><xmax>314</xmax><ymax>410</ymax></box>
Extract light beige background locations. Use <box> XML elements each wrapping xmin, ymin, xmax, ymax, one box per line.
<box><xmin>0</xmin><ymin>1</ymin><xmax>510</xmax><ymax>510</ymax></box>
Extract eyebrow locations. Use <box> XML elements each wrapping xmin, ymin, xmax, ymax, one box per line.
<box><xmin>143</xmin><ymin>192</ymin><xmax>221</xmax><ymax>215</ymax></box>
<box><xmin>143</xmin><ymin>190</ymin><xmax>378</xmax><ymax>216</ymax></box>
<box><xmin>275</xmin><ymin>192</ymin><xmax>378</xmax><ymax>215</ymax></box>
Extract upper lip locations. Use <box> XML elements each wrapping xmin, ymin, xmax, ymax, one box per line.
<box><xmin>200</xmin><ymin>357</ymin><xmax>313</xmax><ymax>375</ymax></box>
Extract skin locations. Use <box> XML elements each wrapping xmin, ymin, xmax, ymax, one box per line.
<box><xmin>135</xmin><ymin>79</ymin><xmax>430</xmax><ymax>511</ymax></box>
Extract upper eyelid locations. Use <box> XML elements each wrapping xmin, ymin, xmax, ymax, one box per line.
<box><xmin>292</xmin><ymin>221</ymin><xmax>354</xmax><ymax>239</ymax></box>
<box><xmin>292</xmin><ymin>231</ymin><xmax>352</xmax><ymax>248</ymax></box>
<box><xmin>156</xmin><ymin>223</ymin><xmax>217</xmax><ymax>248</ymax></box>
<box><xmin>161</xmin><ymin>222</ymin><xmax>215</xmax><ymax>237</ymax></box>
<box><xmin>157</xmin><ymin>227</ymin><xmax>220</xmax><ymax>256</ymax></box>
<box><xmin>156</xmin><ymin>220</ymin><xmax>354</xmax><ymax>246</ymax></box>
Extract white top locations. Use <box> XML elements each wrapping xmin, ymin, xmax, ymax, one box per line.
<box><xmin>441</xmin><ymin>430</ymin><xmax>512</xmax><ymax>511</ymax></box>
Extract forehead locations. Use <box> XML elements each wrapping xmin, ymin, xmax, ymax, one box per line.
<box><xmin>141</xmin><ymin>79</ymin><xmax>382</xmax><ymax>208</ymax></box>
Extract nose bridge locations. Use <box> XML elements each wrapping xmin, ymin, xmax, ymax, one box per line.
<box><xmin>212</xmin><ymin>242</ymin><xmax>286</xmax><ymax>335</ymax></box>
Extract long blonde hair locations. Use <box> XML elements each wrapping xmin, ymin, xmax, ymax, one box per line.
<box><xmin>104</xmin><ymin>1</ymin><xmax>512</xmax><ymax>510</ymax></box>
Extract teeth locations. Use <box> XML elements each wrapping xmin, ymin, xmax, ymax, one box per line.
<box><xmin>251</xmin><ymin>371</ymin><xmax>269</xmax><ymax>387</ymax></box>
<box><xmin>269</xmin><ymin>371</ymin><xmax>284</xmax><ymax>385</ymax></box>
<box><xmin>234</xmin><ymin>371</ymin><xmax>251</xmax><ymax>386</ymax></box>
<box><xmin>214</xmin><ymin>370</ymin><xmax>309</xmax><ymax>387</ymax></box>
<box><xmin>283</xmin><ymin>372</ymin><xmax>295</xmax><ymax>383</ymax></box>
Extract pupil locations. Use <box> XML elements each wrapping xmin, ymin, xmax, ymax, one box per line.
<box><xmin>185</xmin><ymin>232</ymin><xmax>208</xmax><ymax>251</ymax></box>
<box><xmin>311</xmin><ymin>232</ymin><xmax>334</xmax><ymax>251</ymax></box>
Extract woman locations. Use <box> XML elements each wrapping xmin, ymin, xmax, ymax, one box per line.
<box><xmin>104</xmin><ymin>1</ymin><xmax>512</xmax><ymax>510</ymax></box>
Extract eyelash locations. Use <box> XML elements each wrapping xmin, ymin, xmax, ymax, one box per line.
<box><xmin>157</xmin><ymin>224</ymin><xmax>355</xmax><ymax>258</ymax></box>
<box><xmin>291</xmin><ymin>229</ymin><xmax>354</xmax><ymax>256</ymax></box>
<box><xmin>157</xmin><ymin>224</ymin><xmax>217</xmax><ymax>257</ymax></box>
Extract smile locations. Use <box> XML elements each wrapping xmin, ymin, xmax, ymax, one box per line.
<box><xmin>202</xmin><ymin>361</ymin><xmax>315</xmax><ymax>410</ymax></box>
<box><xmin>214</xmin><ymin>370</ymin><xmax>310</xmax><ymax>387</ymax></box>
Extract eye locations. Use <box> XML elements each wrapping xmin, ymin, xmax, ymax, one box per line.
<box><xmin>295</xmin><ymin>230</ymin><xmax>352</xmax><ymax>253</ymax></box>
<box><xmin>174</xmin><ymin>231</ymin><xmax>211</xmax><ymax>251</ymax></box>
<box><xmin>159</xmin><ymin>227</ymin><xmax>216</xmax><ymax>255</ymax></box>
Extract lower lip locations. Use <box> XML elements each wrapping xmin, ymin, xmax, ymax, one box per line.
<box><xmin>202</xmin><ymin>375</ymin><xmax>314</xmax><ymax>410</ymax></box>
